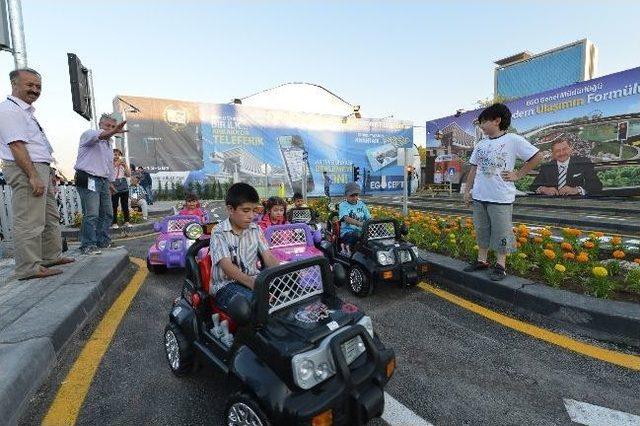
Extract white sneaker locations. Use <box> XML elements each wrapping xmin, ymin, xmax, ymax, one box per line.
<box><xmin>124</xmin><ymin>222</ymin><xmax>132</xmax><ymax>227</ymax></box>
<box><xmin>111</xmin><ymin>223</ymin><xmax>119</xmax><ymax>229</ymax></box>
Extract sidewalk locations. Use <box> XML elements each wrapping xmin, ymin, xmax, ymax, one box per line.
<box><xmin>0</xmin><ymin>246</ymin><xmax>132</xmax><ymax>425</ymax></box>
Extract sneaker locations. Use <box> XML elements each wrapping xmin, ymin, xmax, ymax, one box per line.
<box><xmin>124</xmin><ymin>222</ymin><xmax>132</xmax><ymax>228</ymax></box>
<box><xmin>98</xmin><ymin>242</ymin><xmax>117</xmax><ymax>249</ymax></box>
<box><xmin>490</xmin><ymin>264</ymin><xmax>507</xmax><ymax>281</ymax></box>
<box><xmin>111</xmin><ymin>223</ymin><xmax>119</xmax><ymax>229</ymax></box>
<box><xmin>463</xmin><ymin>261</ymin><xmax>490</xmax><ymax>272</ymax></box>
<box><xmin>80</xmin><ymin>246</ymin><xmax>102</xmax><ymax>255</ymax></box>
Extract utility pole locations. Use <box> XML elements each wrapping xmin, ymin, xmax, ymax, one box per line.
<box><xmin>7</xmin><ymin>0</ymin><xmax>27</xmax><ymax>67</ymax></box>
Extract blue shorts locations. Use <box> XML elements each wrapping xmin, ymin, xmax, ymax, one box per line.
<box><xmin>341</xmin><ymin>231</ymin><xmax>361</xmax><ymax>245</ymax></box>
<box><xmin>215</xmin><ymin>282</ymin><xmax>254</xmax><ymax>311</ymax></box>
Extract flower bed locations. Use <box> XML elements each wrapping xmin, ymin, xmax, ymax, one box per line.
<box><xmin>307</xmin><ymin>198</ymin><xmax>640</xmax><ymax>303</ymax></box>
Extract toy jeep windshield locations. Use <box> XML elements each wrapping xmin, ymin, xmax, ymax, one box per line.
<box><xmin>164</xmin><ymin>224</ymin><xmax>396</xmax><ymax>425</ymax></box>
<box><xmin>320</xmin><ymin>215</ymin><xmax>429</xmax><ymax>296</ymax></box>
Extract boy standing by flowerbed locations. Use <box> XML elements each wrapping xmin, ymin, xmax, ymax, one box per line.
<box><xmin>463</xmin><ymin>103</ymin><xmax>543</xmax><ymax>280</ymax></box>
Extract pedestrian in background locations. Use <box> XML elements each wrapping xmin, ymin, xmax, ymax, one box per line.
<box><xmin>75</xmin><ymin>113</ymin><xmax>126</xmax><ymax>253</ymax></box>
<box><xmin>111</xmin><ymin>148</ymin><xmax>131</xmax><ymax>228</ymax></box>
<box><xmin>137</xmin><ymin>166</ymin><xmax>153</xmax><ymax>205</ymax></box>
<box><xmin>0</xmin><ymin>68</ymin><xmax>74</xmax><ymax>279</ymax></box>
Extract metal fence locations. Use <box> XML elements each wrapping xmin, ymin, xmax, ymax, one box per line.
<box><xmin>0</xmin><ymin>185</ymin><xmax>82</xmax><ymax>241</ymax></box>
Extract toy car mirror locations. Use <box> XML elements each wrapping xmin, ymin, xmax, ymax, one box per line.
<box><xmin>333</xmin><ymin>263</ymin><xmax>347</xmax><ymax>287</ymax></box>
<box><xmin>184</xmin><ymin>222</ymin><xmax>204</xmax><ymax>240</ymax></box>
<box><xmin>313</xmin><ymin>229</ymin><xmax>322</xmax><ymax>244</ymax></box>
<box><xmin>228</xmin><ymin>293</ymin><xmax>251</xmax><ymax>326</ymax></box>
<box><xmin>400</xmin><ymin>223</ymin><xmax>409</xmax><ymax>236</ymax></box>
<box><xmin>153</xmin><ymin>222</ymin><xmax>162</xmax><ymax>232</ymax></box>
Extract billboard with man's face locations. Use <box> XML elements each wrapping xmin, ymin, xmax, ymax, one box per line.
<box><xmin>426</xmin><ymin>66</ymin><xmax>640</xmax><ymax>197</ymax></box>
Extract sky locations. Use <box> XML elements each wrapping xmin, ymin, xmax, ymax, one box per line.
<box><xmin>1</xmin><ymin>0</ymin><xmax>639</xmax><ymax>177</ymax></box>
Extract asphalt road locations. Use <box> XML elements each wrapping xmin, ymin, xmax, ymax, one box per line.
<box><xmin>20</xmin><ymin>235</ymin><xmax>640</xmax><ymax>425</ymax></box>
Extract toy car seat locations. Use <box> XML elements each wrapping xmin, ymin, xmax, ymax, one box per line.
<box><xmin>196</xmin><ymin>248</ymin><xmax>236</xmax><ymax>332</ymax></box>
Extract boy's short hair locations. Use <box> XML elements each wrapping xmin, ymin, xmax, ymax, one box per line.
<box><xmin>293</xmin><ymin>192</ymin><xmax>303</xmax><ymax>200</ymax></box>
<box><xmin>478</xmin><ymin>103</ymin><xmax>511</xmax><ymax>131</ymax></box>
<box><xmin>185</xmin><ymin>192</ymin><xmax>198</xmax><ymax>202</ymax></box>
<box><xmin>225</xmin><ymin>183</ymin><xmax>259</xmax><ymax>208</ymax></box>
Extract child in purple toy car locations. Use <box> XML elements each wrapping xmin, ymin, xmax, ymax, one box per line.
<box><xmin>210</xmin><ymin>183</ymin><xmax>280</xmax><ymax>311</ymax></box>
<box><xmin>179</xmin><ymin>193</ymin><xmax>206</xmax><ymax>223</ymax></box>
<box><xmin>258</xmin><ymin>196</ymin><xmax>288</xmax><ymax>231</ymax></box>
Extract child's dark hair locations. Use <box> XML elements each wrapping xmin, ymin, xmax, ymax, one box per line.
<box><xmin>185</xmin><ymin>192</ymin><xmax>198</xmax><ymax>202</ymax></box>
<box><xmin>225</xmin><ymin>183</ymin><xmax>260</xmax><ymax>208</ymax></box>
<box><xmin>478</xmin><ymin>103</ymin><xmax>511</xmax><ymax>131</ymax></box>
<box><xmin>263</xmin><ymin>196</ymin><xmax>287</xmax><ymax>214</ymax></box>
<box><xmin>292</xmin><ymin>192</ymin><xmax>303</xmax><ymax>200</ymax></box>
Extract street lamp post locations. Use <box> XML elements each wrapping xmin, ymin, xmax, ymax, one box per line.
<box><xmin>7</xmin><ymin>0</ymin><xmax>27</xmax><ymax>68</ymax></box>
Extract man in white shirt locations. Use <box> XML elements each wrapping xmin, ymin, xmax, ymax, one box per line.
<box><xmin>0</xmin><ymin>68</ymin><xmax>74</xmax><ymax>280</ymax></box>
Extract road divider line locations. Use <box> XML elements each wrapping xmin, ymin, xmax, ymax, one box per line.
<box><xmin>418</xmin><ymin>282</ymin><xmax>640</xmax><ymax>371</ymax></box>
<box><xmin>382</xmin><ymin>392</ymin><xmax>433</xmax><ymax>425</ymax></box>
<box><xmin>42</xmin><ymin>257</ymin><xmax>148</xmax><ymax>426</ymax></box>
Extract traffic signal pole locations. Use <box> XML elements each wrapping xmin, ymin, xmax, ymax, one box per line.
<box><xmin>7</xmin><ymin>0</ymin><xmax>27</xmax><ymax>68</ymax></box>
<box><xmin>88</xmin><ymin>69</ymin><xmax>98</xmax><ymax>130</ymax></box>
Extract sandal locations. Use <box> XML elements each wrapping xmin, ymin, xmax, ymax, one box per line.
<box><xmin>18</xmin><ymin>267</ymin><xmax>63</xmax><ymax>281</ymax></box>
<box><xmin>41</xmin><ymin>257</ymin><xmax>75</xmax><ymax>267</ymax></box>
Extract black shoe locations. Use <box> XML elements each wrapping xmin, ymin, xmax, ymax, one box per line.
<box><xmin>464</xmin><ymin>261</ymin><xmax>490</xmax><ymax>272</ymax></box>
<box><xmin>490</xmin><ymin>264</ymin><xmax>507</xmax><ymax>281</ymax></box>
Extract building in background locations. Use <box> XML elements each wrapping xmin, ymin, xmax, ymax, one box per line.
<box><xmin>495</xmin><ymin>39</ymin><xmax>598</xmax><ymax>100</ymax></box>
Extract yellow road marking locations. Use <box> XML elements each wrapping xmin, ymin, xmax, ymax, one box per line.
<box><xmin>418</xmin><ymin>282</ymin><xmax>640</xmax><ymax>371</ymax></box>
<box><xmin>42</xmin><ymin>257</ymin><xmax>148</xmax><ymax>425</ymax></box>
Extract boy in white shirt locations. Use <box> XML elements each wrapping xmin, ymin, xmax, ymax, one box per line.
<box><xmin>463</xmin><ymin>103</ymin><xmax>543</xmax><ymax>281</ymax></box>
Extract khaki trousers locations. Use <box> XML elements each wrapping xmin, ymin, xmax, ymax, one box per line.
<box><xmin>4</xmin><ymin>161</ymin><xmax>62</xmax><ymax>278</ymax></box>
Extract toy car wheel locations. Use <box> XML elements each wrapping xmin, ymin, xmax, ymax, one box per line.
<box><xmin>147</xmin><ymin>257</ymin><xmax>166</xmax><ymax>274</ymax></box>
<box><xmin>348</xmin><ymin>264</ymin><xmax>372</xmax><ymax>297</ymax></box>
<box><xmin>225</xmin><ymin>393</ymin><xmax>270</xmax><ymax>426</ymax></box>
<box><xmin>164</xmin><ymin>323</ymin><xmax>193</xmax><ymax>376</ymax></box>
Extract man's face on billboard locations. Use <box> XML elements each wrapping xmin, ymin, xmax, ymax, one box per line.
<box><xmin>551</xmin><ymin>140</ymin><xmax>573</xmax><ymax>163</ymax></box>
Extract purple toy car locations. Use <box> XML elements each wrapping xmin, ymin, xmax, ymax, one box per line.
<box><xmin>263</xmin><ymin>223</ymin><xmax>323</xmax><ymax>264</ymax></box>
<box><xmin>147</xmin><ymin>214</ymin><xmax>202</xmax><ymax>273</ymax></box>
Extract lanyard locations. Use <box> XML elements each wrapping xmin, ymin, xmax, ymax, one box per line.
<box><xmin>6</xmin><ymin>97</ymin><xmax>53</xmax><ymax>154</ymax></box>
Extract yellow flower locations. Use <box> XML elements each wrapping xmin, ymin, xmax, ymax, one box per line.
<box><xmin>517</xmin><ymin>252</ymin><xmax>527</xmax><ymax>259</ymax></box>
<box><xmin>541</xmin><ymin>228</ymin><xmax>552</xmax><ymax>238</ymax></box>
<box><xmin>592</xmin><ymin>266</ymin><xmax>608</xmax><ymax>278</ymax></box>
<box><xmin>543</xmin><ymin>249</ymin><xmax>556</xmax><ymax>260</ymax></box>
<box><xmin>554</xmin><ymin>264</ymin><xmax>566</xmax><ymax>273</ymax></box>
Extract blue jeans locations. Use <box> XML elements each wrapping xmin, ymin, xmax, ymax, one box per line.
<box><xmin>341</xmin><ymin>231</ymin><xmax>361</xmax><ymax>245</ymax></box>
<box><xmin>142</xmin><ymin>184</ymin><xmax>153</xmax><ymax>203</ymax></box>
<box><xmin>215</xmin><ymin>282</ymin><xmax>254</xmax><ymax>311</ymax></box>
<box><xmin>77</xmin><ymin>176</ymin><xmax>113</xmax><ymax>249</ymax></box>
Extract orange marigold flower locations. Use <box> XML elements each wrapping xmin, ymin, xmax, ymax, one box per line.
<box><xmin>541</xmin><ymin>229</ymin><xmax>552</xmax><ymax>238</ymax></box>
<box><xmin>594</xmin><ymin>232</ymin><xmax>604</xmax><ymax>238</ymax></box>
<box><xmin>543</xmin><ymin>249</ymin><xmax>556</xmax><ymax>260</ymax></box>
<box><xmin>560</xmin><ymin>242</ymin><xmax>573</xmax><ymax>251</ymax></box>
<box><xmin>576</xmin><ymin>252</ymin><xmax>589</xmax><ymax>263</ymax></box>
<box><xmin>545</xmin><ymin>243</ymin><xmax>555</xmax><ymax>250</ymax></box>
<box><xmin>612</xmin><ymin>250</ymin><xmax>625</xmax><ymax>259</ymax></box>
<box><xmin>634</xmin><ymin>258</ymin><xmax>640</xmax><ymax>265</ymax></box>
<box><xmin>583</xmin><ymin>241</ymin><xmax>595</xmax><ymax>249</ymax></box>
<box><xmin>533</xmin><ymin>237</ymin><xmax>543</xmax><ymax>244</ymax></box>
<box><xmin>611</xmin><ymin>236</ymin><xmax>622</xmax><ymax>245</ymax></box>
<box><xmin>515</xmin><ymin>242</ymin><xmax>521</xmax><ymax>248</ymax></box>
<box><xmin>563</xmin><ymin>252</ymin><xmax>575</xmax><ymax>260</ymax></box>
<box><xmin>518</xmin><ymin>237</ymin><xmax>528</xmax><ymax>244</ymax></box>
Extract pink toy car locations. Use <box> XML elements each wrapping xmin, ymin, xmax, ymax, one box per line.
<box><xmin>147</xmin><ymin>214</ymin><xmax>202</xmax><ymax>273</ymax></box>
<box><xmin>263</xmin><ymin>223</ymin><xmax>323</xmax><ymax>264</ymax></box>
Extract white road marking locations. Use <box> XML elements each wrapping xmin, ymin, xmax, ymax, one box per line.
<box><xmin>382</xmin><ymin>392</ymin><xmax>433</xmax><ymax>425</ymax></box>
<box><xmin>584</xmin><ymin>215</ymin><xmax>628</xmax><ymax>222</ymax></box>
<box><xmin>563</xmin><ymin>398</ymin><xmax>640</xmax><ymax>426</ymax></box>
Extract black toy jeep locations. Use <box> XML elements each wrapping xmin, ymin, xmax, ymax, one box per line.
<box><xmin>320</xmin><ymin>214</ymin><xmax>429</xmax><ymax>297</ymax></box>
<box><xmin>163</xmin><ymin>223</ymin><xmax>396</xmax><ymax>425</ymax></box>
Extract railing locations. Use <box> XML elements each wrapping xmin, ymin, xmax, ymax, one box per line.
<box><xmin>0</xmin><ymin>185</ymin><xmax>82</xmax><ymax>241</ymax></box>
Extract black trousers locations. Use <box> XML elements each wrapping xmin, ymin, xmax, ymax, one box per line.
<box><xmin>111</xmin><ymin>191</ymin><xmax>130</xmax><ymax>223</ymax></box>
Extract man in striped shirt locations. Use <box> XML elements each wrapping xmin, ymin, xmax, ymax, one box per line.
<box><xmin>210</xmin><ymin>183</ymin><xmax>280</xmax><ymax>311</ymax></box>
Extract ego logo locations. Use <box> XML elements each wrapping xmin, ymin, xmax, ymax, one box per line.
<box><xmin>163</xmin><ymin>105</ymin><xmax>189</xmax><ymax>131</ymax></box>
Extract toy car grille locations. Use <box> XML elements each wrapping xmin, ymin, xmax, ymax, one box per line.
<box><xmin>398</xmin><ymin>250</ymin><xmax>412</xmax><ymax>264</ymax></box>
<box><xmin>291</xmin><ymin>209</ymin><xmax>312</xmax><ymax>223</ymax></box>
<box><xmin>269</xmin><ymin>228</ymin><xmax>308</xmax><ymax>248</ymax></box>
<box><xmin>368</xmin><ymin>222</ymin><xmax>395</xmax><ymax>240</ymax></box>
<box><xmin>167</xmin><ymin>219</ymin><xmax>192</xmax><ymax>232</ymax></box>
<box><xmin>268</xmin><ymin>265</ymin><xmax>323</xmax><ymax>313</ymax></box>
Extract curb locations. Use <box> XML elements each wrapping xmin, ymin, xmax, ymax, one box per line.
<box><xmin>424</xmin><ymin>251</ymin><xmax>640</xmax><ymax>351</ymax></box>
<box><xmin>0</xmin><ymin>250</ymin><xmax>134</xmax><ymax>426</ymax></box>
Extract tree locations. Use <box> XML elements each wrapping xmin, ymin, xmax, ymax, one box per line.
<box><xmin>477</xmin><ymin>93</ymin><xmax>514</xmax><ymax>107</ymax></box>
<box><xmin>194</xmin><ymin>181</ymin><xmax>203</xmax><ymax>198</ymax></box>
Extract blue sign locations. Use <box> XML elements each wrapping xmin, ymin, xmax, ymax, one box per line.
<box><xmin>448</xmin><ymin>167</ymin><xmax>456</xmax><ymax>176</ymax></box>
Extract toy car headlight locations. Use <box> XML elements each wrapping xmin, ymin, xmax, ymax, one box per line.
<box><xmin>376</xmin><ymin>250</ymin><xmax>395</xmax><ymax>266</ymax></box>
<box><xmin>157</xmin><ymin>240</ymin><xmax>167</xmax><ymax>250</ymax></box>
<box><xmin>357</xmin><ymin>315</ymin><xmax>374</xmax><ymax>338</ymax></box>
<box><xmin>298</xmin><ymin>359</ymin><xmax>315</xmax><ymax>381</ymax></box>
<box><xmin>411</xmin><ymin>246</ymin><xmax>420</xmax><ymax>259</ymax></box>
<box><xmin>171</xmin><ymin>240</ymin><xmax>183</xmax><ymax>250</ymax></box>
<box><xmin>184</xmin><ymin>222</ymin><xmax>203</xmax><ymax>240</ymax></box>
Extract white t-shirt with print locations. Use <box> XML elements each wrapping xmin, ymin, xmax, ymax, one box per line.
<box><xmin>469</xmin><ymin>133</ymin><xmax>538</xmax><ymax>204</ymax></box>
